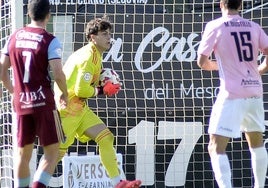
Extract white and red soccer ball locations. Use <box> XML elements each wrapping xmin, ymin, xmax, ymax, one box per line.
<box><xmin>99</xmin><ymin>68</ymin><xmax>121</xmax><ymax>86</ymax></box>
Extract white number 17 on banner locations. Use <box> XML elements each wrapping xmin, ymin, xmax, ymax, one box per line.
<box><xmin>128</xmin><ymin>121</ymin><xmax>203</xmax><ymax>187</ymax></box>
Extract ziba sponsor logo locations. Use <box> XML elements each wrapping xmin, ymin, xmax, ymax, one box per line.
<box><xmin>19</xmin><ymin>86</ymin><xmax>46</xmax><ymax>104</ymax></box>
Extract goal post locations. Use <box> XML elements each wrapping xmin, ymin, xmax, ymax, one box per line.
<box><xmin>0</xmin><ymin>0</ymin><xmax>23</xmax><ymax>187</ymax></box>
<box><xmin>1</xmin><ymin>1</ymin><xmax>268</xmax><ymax>188</ymax></box>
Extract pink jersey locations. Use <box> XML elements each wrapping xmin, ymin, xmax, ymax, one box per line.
<box><xmin>198</xmin><ymin>15</ymin><xmax>268</xmax><ymax>99</ymax></box>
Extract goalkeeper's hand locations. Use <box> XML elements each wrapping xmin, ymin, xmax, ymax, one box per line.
<box><xmin>97</xmin><ymin>81</ymin><xmax>121</xmax><ymax>96</ymax></box>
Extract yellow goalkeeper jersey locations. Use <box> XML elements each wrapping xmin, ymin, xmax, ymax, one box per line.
<box><xmin>54</xmin><ymin>42</ymin><xmax>102</xmax><ymax>112</ymax></box>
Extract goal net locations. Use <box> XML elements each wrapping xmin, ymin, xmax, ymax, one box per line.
<box><xmin>1</xmin><ymin>0</ymin><xmax>268</xmax><ymax>187</ymax></box>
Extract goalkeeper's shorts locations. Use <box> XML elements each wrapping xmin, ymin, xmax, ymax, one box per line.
<box><xmin>59</xmin><ymin>101</ymin><xmax>104</xmax><ymax>150</ymax></box>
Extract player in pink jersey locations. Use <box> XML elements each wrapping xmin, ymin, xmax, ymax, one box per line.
<box><xmin>197</xmin><ymin>0</ymin><xmax>268</xmax><ymax>187</ymax></box>
<box><xmin>0</xmin><ymin>0</ymin><xmax>68</xmax><ymax>187</ymax></box>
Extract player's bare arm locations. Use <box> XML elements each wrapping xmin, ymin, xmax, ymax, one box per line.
<box><xmin>197</xmin><ymin>54</ymin><xmax>218</xmax><ymax>71</ymax></box>
<box><xmin>0</xmin><ymin>54</ymin><xmax>13</xmax><ymax>94</ymax></box>
<box><xmin>258</xmin><ymin>57</ymin><xmax>268</xmax><ymax>75</ymax></box>
<box><xmin>49</xmin><ymin>59</ymin><xmax>68</xmax><ymax>108</ymax></box>
<box><xmin>258</xmin><ymin>47</ymin><xmax>268</xmax><ymax>75</ymax></box>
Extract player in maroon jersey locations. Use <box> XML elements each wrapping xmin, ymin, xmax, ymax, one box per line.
<box><xmin>0</xmin><ymin>0</ymin><xmax>68</xmax><ymax>187</ymax></box>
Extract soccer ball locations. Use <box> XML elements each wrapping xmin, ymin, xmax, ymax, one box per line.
<box><xmin>99</xmin><ymin>68</ymin><xmax>121</xmax><ymax>86</ymax></box>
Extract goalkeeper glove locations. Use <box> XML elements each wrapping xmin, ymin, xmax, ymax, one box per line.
<box><xmin>97</xmin><ymin>81</ymin><xmax>121</xmax><ymax>96</ymax></box>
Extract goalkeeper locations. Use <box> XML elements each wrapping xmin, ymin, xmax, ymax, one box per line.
<box><xmin>54</xmin><ymin>16</ymin><xmax>141</xmax><ymax>188</ymax></box>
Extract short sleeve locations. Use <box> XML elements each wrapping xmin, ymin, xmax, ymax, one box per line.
<box><xmin>197</xmin><ymin>21</ymin><xmax>218</xmax><ymax>57</ymax></box>
<box><xmin>48</xmin><ymin>37</ymin><xmax>62</xmax><ymax>60</ymax></box>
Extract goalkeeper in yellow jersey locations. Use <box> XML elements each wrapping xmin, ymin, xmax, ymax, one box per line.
<box><xmin>54</xmin><ymin>16</ymin><xmax>142</xmax><ymax>188</ymax></box>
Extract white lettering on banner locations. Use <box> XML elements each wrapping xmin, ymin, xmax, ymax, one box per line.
<box><xmin>103</xmin><ymin>38</ymin><xmax>123</xmax><ymax>62</ymax></box>
<box><xmin>66</xmin><ymin>0</ymin><xmax>75</xmax><ymax>5</ymax></box>
<box><xmin>144</xmin><ymin>83</ymin><xmax>169</xmax><ymax>99</ymax></box>
<box><xmin>62</xmin><ymin>154</ymin><xmax>125</xmax><ymax>187</ymax></box>
<box><xmin>128</xmin><ymin>121</ymin><xmax>203</xmax><ymax>186</ymax></box>
<box><xmin>49</xmin><ymin>0</ymin><xmax>147</xmax><ymax>5</ymax></box>
<box><xmin>180</xmin><ymin>83</ymin><xmax>219</xmax><ymax>99</ymax></box>
<box><xmin>77</xmin><ymin>0</ymin><xmax>105</xmax><ymax>4</ymax></box>
<box><xmin>49</xmin><ymin>0</ymin><xmax>61</xmax><ymax>5</ymax></box>
<box><xmin>134</xmin><ymin>27</ymin><xmax>199</xmax><ymax>73</ymax></box>
<box><xmin>144</xmin><ymin>83</ymin><xmax>219</xmax><ymax>99</ymax></box>
<box><xmin>107</xmin><ymin>0</ymin><xmax>148</xmax><ymax>4</ymax></box>
<box><xmin>104</xmin><ymin>27</ymin><xmax>200</xmax><ymax>72</ymax></box>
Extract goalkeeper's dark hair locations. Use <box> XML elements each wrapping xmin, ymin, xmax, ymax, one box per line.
<box><xmin>85</xmin><ymin>15</ymin><xmax>112</xmax><ymax>41</ymax></box>
<box><xmin>28</xmin><ymin>0</ymin><xmax>50</xmax><ymax>21</ymax></box>
<box><xmin>221</xmin><ymin>0</ymin><xmax>242</xmax><ymax>10</ymax></box>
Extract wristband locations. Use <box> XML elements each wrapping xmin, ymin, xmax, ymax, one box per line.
<box><xmin>96</xmin><ymin>86</ymin><xmax>104</xmax><ymax>95</ymax></box>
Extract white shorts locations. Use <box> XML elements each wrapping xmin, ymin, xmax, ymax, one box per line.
<box><xmin>208</xmin><ymin>96</ymin><xmax>265</xmax><ymax>138</ymax></box>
